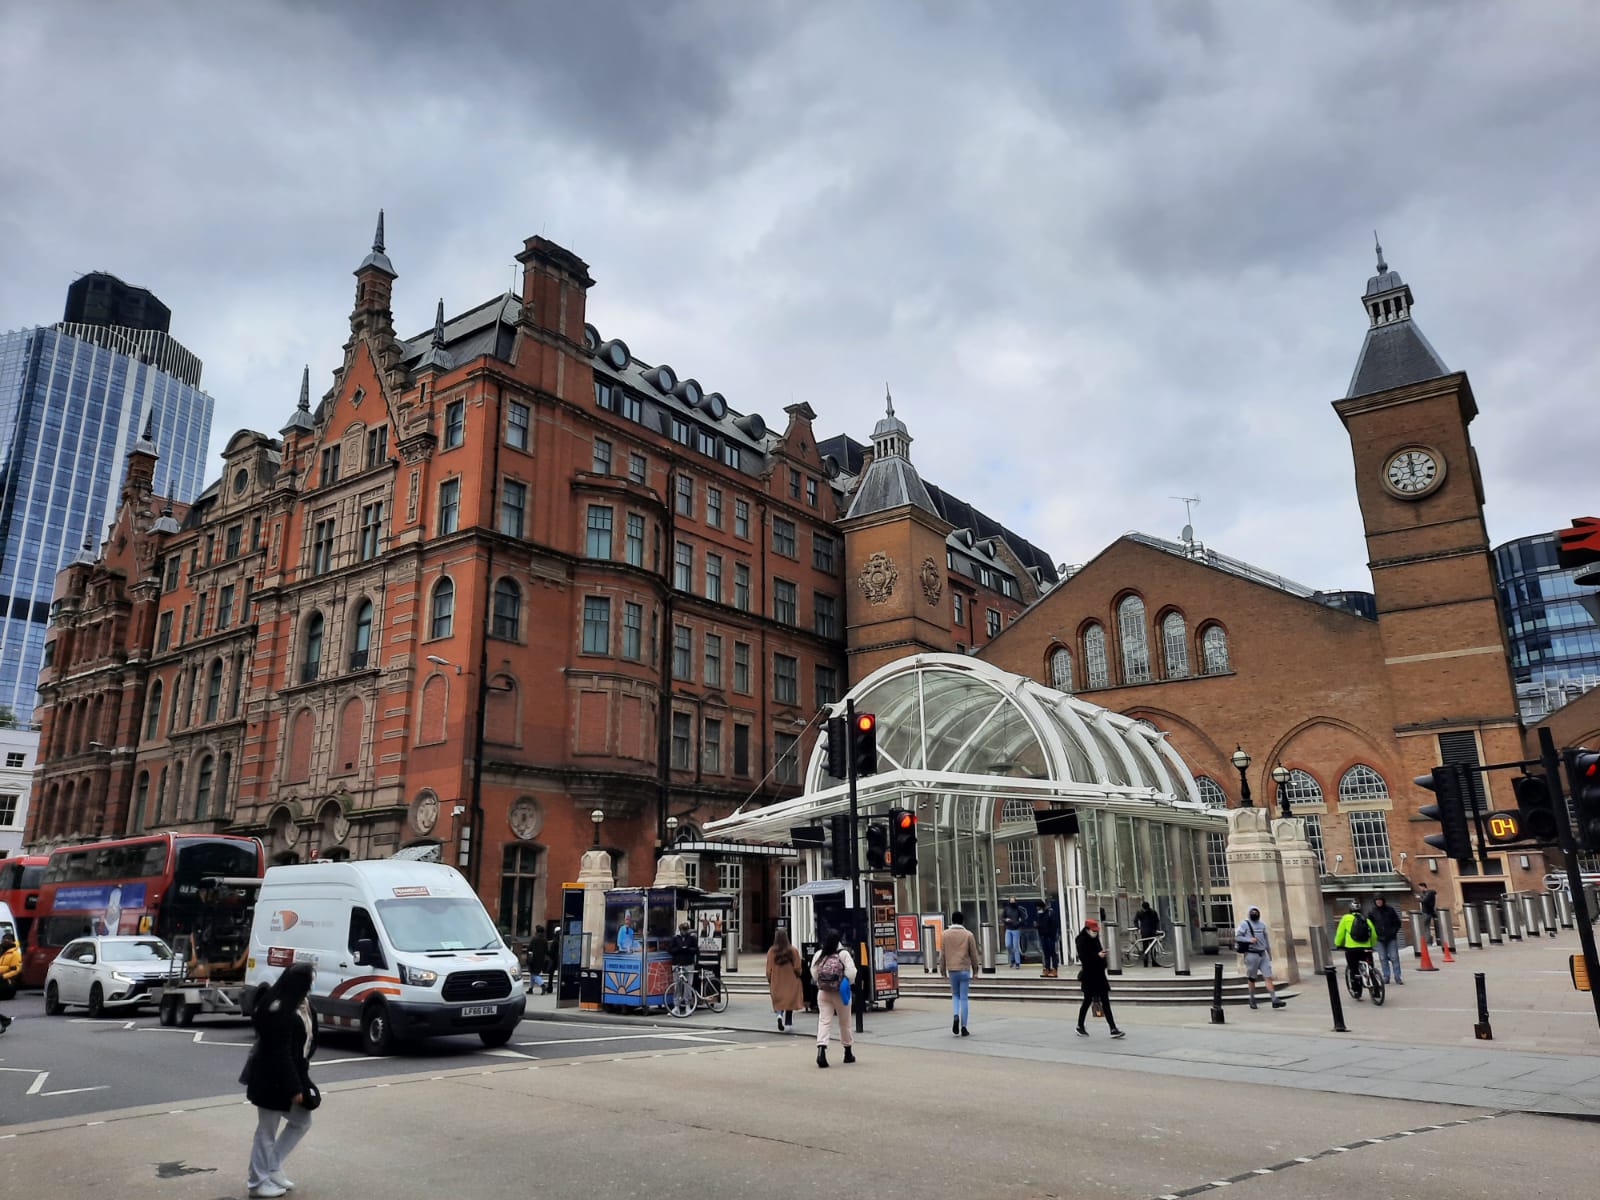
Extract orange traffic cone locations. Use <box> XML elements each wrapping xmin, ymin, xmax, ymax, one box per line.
<box><xmin>1441</xmin><ymin>939</ymin><xmax>1455</xmax><ymax>963</ymax></box>
<box><xmin>1417</xmin><ymin>937</ymin><xmax>1439</xmax><ymax>972</ymax></box>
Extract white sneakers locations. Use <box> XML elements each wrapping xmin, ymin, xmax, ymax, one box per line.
<box><xmin>270</xmin><ymin>1174</ymin><xmax>296</xmax><ymax>1191</ymax></box>
<box><xmin>248</xmin><ymin>1174</ymin><xmax>294</xmax><ymax>1197</ymax></box>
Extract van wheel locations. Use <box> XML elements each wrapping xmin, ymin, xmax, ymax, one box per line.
<box><xmin>87</xmin><ymin>984</ymin><xmax>105</xmax><ymax>1018</ymax></box>
<box><xmin>361</xmin><ymin>1001</ymin><xmax>395</xmax><ymax>1055</ymax></box>
<box><xmin>479</xmin><ymin>1026</ymin><xmax>514</xmax><ymax>1049</ymax></box>
<box><xmin>159</xmin><ymin>995</ymin><xmax>179</xmax><ymax>1026</ymax></box>
<box><xmin>44</xmin><ymin>982</ymin><xmax>64</xmax><ymax>1016</ymax></box>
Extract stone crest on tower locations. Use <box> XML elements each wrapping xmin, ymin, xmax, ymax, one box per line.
<box><xmin>920</xmin><ymin>557</ymin><xmax>943</xmax><ymax>605</ymax></box>
<box><xmin>858</xmin><ymin>552</ymin><xmax>899</xmax><ymax>605</ymax></box>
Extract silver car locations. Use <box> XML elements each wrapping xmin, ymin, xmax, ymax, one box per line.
<box><xmin>44</xmin><ymin>936</ymin><xmax>176</xmax><ymax>1017</ymax></box>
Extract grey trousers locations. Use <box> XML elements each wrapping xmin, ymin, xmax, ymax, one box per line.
<box><xmin>249</xmin><ymin>1103</ymin><xmax>311</xmax><ymax>1187</ymax></box>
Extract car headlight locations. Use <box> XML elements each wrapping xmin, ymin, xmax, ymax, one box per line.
<box><xmin>398</xmin><ymin>964</ymin><xmax>437</xmax><ymax>987</ymax></box>
<box><xmin>111</xmin><ymin>971</ymin><xmax>135</xmax><ymax>983</ymax></box>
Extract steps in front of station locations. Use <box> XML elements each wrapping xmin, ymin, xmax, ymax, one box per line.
<box><xmin>723</xmin><ymin>964</ymin><xmax>1297</xmax><ymax>1006</ymax></box>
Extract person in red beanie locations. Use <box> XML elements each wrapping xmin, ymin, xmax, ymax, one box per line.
<box><xmin>1073</xmin><ymin>917</ymin><xmax>1125</xmax><ymax>1039</ymax></box>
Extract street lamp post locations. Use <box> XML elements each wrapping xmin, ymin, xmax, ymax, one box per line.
<box><xmin>591</xmin><ymin>808</ymin><xmax>604</xmax><ymax>848</ymax></box>
<box><xmin>1231</xmin><ymin>745</ymin><xmax>1253</xmax><ymax>807</ymax></box>
<box><xmin>1272</xmin><ymin>763</ymin><xmax>1292</xmax><ymax>820</ymax></box>
<box><xmin>665</xmin><ymin>815</ymin><xmax>679</xmax><ymax>846</ymax></box>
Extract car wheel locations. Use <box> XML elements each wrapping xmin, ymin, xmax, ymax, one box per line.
<box><xmin>361</xmin><ymin>1000</ymin><xmax>395</xmax><ymax>1055</ymax></box>
<box><xmin>44</xmin><ymin>981</ymin><xmax>65</xmax><ymax>1016</ymax></box>
<box><xmin>479</xmin><ymin>1026</ymin><xmax>514</xmax><ymax>1049</ymax></box>
<box><xmin>87</xmin><ymin>983</ymin><xmax>105</xmax><ymax>1018</ymax></box>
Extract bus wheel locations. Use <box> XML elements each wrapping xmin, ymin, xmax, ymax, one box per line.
<box><xmin>361</xmin><ymin>1000</ymin><xmax>395</xmax><ymax>1056</ymax></box>
<box><xmin>479</xmin><ymin>1026</ymin><xmax>514</xmax><ymax>1049</ymax></box>
<box><xmin>44</xmin><ymin>982</ymin><xmax>64</xmax><ymax>1016</ymax></box>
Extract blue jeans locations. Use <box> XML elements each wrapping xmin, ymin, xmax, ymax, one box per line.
<box><xmin>1005</xmin><ymin>929</ymin><xmax>1022</xmax><ymax>966</ymax></box>
<box><xmin>1377</xmin><ymin>937</ymin><xmax>1402</xmax><ymax>983</ymax></box>
<box><xmin>949</xmin><ymin>969</ymin><xmax>971</xmax><ymax>1025</ymax></box>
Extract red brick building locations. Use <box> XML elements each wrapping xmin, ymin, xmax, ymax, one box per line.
<box><xmin>26</xmin><ymin>216</ymin><xmax>1052</xmax><ymax>948</ymax></box>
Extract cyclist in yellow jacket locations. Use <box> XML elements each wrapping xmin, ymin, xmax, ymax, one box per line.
<box><xmin>1333</xmin><ymin>900</ymin><xmax>1377</xmax><ymax>998</ymax></box>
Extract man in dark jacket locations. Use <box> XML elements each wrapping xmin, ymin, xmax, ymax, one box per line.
<box><xmin>1134</xmin><ymin>901</ymin><xmax>1162</xmax><ymax>967</ymax></box>
<box><xmin>1036</xmin><ymin>900</ymin><xmax>1061</xmax><ymax>978</ymax></box>
<box><xmin>525</xmin><ymin>925</ymin><xmax>550</xmax><ymax>994</ymax></box>
<box><xmin>1073</xmin><ymin>918</ymin><xmax>1125</xmax><ymax>1038</ymax></box>
<box><xmin>1002</xmin><ymin>900</ymin><xmax>1024</xmax><ymax>968</ymax></box>
<box><xmin>1371</xmin><ymin>896</ymin><xmax>1404</xmax><ymax>985</ymax></box>
<box><xmin>1417</xmin><ymin>885</ymin><xmax>1440</xmax><ymax>946</ymax></box>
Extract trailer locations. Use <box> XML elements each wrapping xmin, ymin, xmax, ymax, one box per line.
<box><xmin>151</xmin><ymin>875</ymin><xmax>260</xmax><ymax>1025</ymax></box>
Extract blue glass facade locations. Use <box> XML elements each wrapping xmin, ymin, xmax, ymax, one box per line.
<box><xmin>1494</xmin><ymin>531</ymin><xmax>1600</xmax><ymax>721</ymax></box>
<box><xmin>0</xmin><ymin>325</ymin><xmax>213</xmax><ymax>722</ymax></box>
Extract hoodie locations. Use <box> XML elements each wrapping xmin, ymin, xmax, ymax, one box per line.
<box><xmin>1234</xmin><ymin>907</ymin><xmax>1270</xmax><ymax>956</ymax></box>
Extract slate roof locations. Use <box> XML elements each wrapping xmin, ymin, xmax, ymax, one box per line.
<box><xmin>844</xmin><ymin>454</ymin><xmax>939</xmax><ymax>519</ymax></box>
<box><xmin>1346</xmin><ymin>317</ymin><xmax>1450</xmax><ymax>399</ymax></box>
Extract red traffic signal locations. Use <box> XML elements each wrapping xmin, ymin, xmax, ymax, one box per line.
<box><xmin>887</xmin><ymin>807</ymin><xmax>917</xmax><ymax>876</ymax></box>
<box><xmin>851</xmin><ymin>712</ymin><xmax>878</xmax><ymax>777</ymax></box>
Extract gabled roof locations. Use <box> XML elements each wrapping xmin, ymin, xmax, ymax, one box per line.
<box><xmin>1346</xmin><ymin>319</ymin><xmax>1450</xmax><ymax>399</ymax></box>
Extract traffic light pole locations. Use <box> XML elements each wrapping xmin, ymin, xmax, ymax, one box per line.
<box><xmin>845</xmin><ymin>698</ymin><xmax>864</xmax><ymax>1033</ymax></box>
<box><xmin>1537</xmin><ymin>726</ymin><xmax>1600</xmax><ymax>1035</ymax></box>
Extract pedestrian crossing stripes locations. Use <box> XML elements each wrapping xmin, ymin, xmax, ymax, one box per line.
<box><xmin>1152</xmin><ymin>1113</ymin><xmax>1503</xmax><ymax>1199</ymax></box>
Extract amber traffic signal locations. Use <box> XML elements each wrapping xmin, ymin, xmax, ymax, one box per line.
<box><xmin>852</xmin><ymin>713</ymin><xmax>879</xmax><ymax>778</ymax></box>
<box><xmin>888</xmin><ymin>807</ymin><xmax>917</xmax><ymax>877</ymax></box>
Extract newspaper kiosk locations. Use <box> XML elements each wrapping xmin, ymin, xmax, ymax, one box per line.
<box><xmin>600</xmin><ymin>887</ymin><xmax>738</xmax><ymax>1011</ymax></box>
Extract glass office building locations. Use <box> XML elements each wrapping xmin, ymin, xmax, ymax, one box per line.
<box><xmin>0</xmin><ymin>316</ymin><xmax>213</xmax><ymax>722</ymax></box>
<box><xmin>1494</xmin><ymin>532</ymin><xmax>1600</xmax><ymax>722</ymax></box>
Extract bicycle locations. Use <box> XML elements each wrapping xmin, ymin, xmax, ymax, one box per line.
<box><xmin>1121</xmin><ymin>928</ymin><xmax>1171</xmax><ymax>968</ymax></box>
<box><xmin>665</xmin><ymin>964</ymin><xmax>728</xmax><ymax>1017</ymax></box>
<box><xmin>1343</xmin><ymin>952</ymin><xmax>1386</xmax><ymax>1006</ymax></box>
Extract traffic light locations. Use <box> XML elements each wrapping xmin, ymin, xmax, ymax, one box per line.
<box><xmin>1415</xmin><ymin>765</ymin><xmax>1473</xmax><ymax>862</ymax></box>
<box><xmin>829</xmin><ymin>813</ymin><xmax>852</xmax><ymax>877</ymax></box>
<box><xmin>888</xmin><ymin>808</ymin><xmax>918</xmax><ymax>877</ymax></box>
<box><xmin>1511</xmin><ymin>774</ymin><xmax>1560</xmax><ymax>844</ymax></box>
<box><xmin>865</xmin><ymin>824</ymin><xmax>888</xmax><ymax>871</ymax></box>
<box><xmin>852</xmin><ymin>712</ymin><xmax>879</xmax><ymax>777</ymax></box>
<box><xmin>1567</xmin><ymin>749</ymin><xmax>1600</xmax><ymax>852</ymax></box>
<box><xmin>825</xmin><ymin>715</ymin><xmax>849</xmax><ymax>779</ymax></box>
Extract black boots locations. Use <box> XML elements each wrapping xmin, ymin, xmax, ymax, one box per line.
<box><xmin>843</xmin><ymin>1047</ymin><xmax>856</xmax><ymax>1064</ymax></box>
<box><xmin>816</xmin><ymin>1046</ymin><xmax>828</xmax><ymax>1069</ymax></box>
<box><xmin>952</xmin><ymin>1015</ymin><xmax>961</xmax><ymax>1036</ymax></box>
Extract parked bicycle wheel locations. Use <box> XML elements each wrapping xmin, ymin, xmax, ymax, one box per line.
<box><xmin>1149</xmin><ymin>939</ymin><xmax>1172</xmax><ymax>968</ymax></box>
<box><xmin>667</xmin><ymin>972</ymin><xmax>696</xmax><ymax>1018</ymax></box>
<box><xmin>704</xmin><ymin>979</ymin><xmax>729</xmax><ymax>1014</ymax></box>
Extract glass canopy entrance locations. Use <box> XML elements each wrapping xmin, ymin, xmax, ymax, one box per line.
<box><xmin>705</xmin><ymin>654</ymin><xmax>1227</xmax><ymax>956</ymax></box>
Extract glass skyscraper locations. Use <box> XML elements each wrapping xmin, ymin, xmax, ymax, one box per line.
<box><xmin>1494</xmin><ymin>531</ymin><xmax>1600</xmax><ymax>722</ymax></box>
<box><xmin>0</xmin><ymin>284</ymin><xmax>213</xmax><ymax>723</ymax></box>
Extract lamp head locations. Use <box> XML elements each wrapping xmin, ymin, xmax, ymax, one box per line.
<box><xmin>1231</xmin><ymin>745</ymin><xmax>1251</xmax><ymax>771</ymax></box>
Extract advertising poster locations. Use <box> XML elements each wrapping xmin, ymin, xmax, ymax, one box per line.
<box><xmin>53</xmin><ymin>883</ymin><xmax>149</xmax><ymax>934</ymax></box>
<box><xmin>869</xmin><ymin>880</ymin><xmax>898</xmax><ymax>1001</ymax></box>
<box><xmin>896</xmin><ymin>913</ymin><xmax>922</xmax><ymax>964</ymax></box>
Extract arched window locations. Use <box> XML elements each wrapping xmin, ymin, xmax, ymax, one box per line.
<box><xmin>217</xmin><ymin>752</ymin><xmax>232</xmax><ymax>818</ymax></box>
<box><xmin>1082</xmin><ymin>623</ymin><xmax>1109</xmax><ymax>689</ymax></box>
<box><xmin>430</xmin><ymin>578</ymin><xmax>455</xmax><ymax>640</ymax></box>
<box><xmin>1117</xmin><ymin>595</ymin><xmax>1151</xmax><ymax>684</ymax></box>
<box><xmin>1200</xmin><ymin>624</ymin><xmax>1230</xmax><ymax>675</ymax></box>
<box><xmin>350</xmin><ymin>598</ymin><xmax>374</xmax><ymax>670</ymax></box>
<box><xmin>1282</xmin><ymin>768</ymin><xmax>1324</xmax><ymax>806</ymax></box>
<box><xmin>144</xmin><ymin>680</ymin><xmax>163</xmax><ymax>741</ymax></box>
<box><xmin>194</xmin><ymin>754</ymin><xmax>214</xmax><ymax>820</ymax></box>
<box><xmin>301</xmin><ymin>612</ymin><xmax>324</xmax><ymax>683</ymax></box>
<box><xmin>1338</xmin><ymin>764</ymin><xmax>1390</xmax><ymax>803</ymax></box>
<box><xmin>1048</xmin><ymin>646</ymin><xmax>1073</xmax><ymax>693</ymax></box>
<box><xmin>133</xmin><ymin>772</ymin><xmax>149</xmax><ymax>833</ymax></box>
<box><xmin>204</xmin><ymin>659</ymin><xmax>223</xmax><ymax>722</ymax></box>
<box><xmin>1161</xmin><ymin>612</ymin><xmax>1189</xmax><ymax>679</ymax></box>
<box><xmin>1194</xmin><ymin>775</ymin><xmax>1228</xmax><ymax>808</ymax></box>
<box><xmin>492</xmin><ymin>578</ymin><xmax>521</xmax><ymax>641</ymax></box>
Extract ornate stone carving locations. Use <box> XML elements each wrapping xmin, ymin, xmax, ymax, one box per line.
<box><xmin>508</xmin><ymin>797</ymin><xmax>543</xmax><ymax>841</ymax></box>
<box><xmin>857</xmin><ymin>552</ymin><xmax>899</xmax><ymax>605</ymax></box>
<box><xmin>919</xmin><ymin>557</ymin><xmax>943</xmax><ymax>606</ymax></box>
<box><xmin>411</xmin><ymin>791</ymin><xmax>439</xmax><ymax>835</ymax></box>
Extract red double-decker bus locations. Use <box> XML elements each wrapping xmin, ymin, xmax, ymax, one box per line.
<box><xmin>0</xmin><ymin>854</ymin><xmax>49</xmax><ymax>948</ymax></box>
<box><xmin>22</xmin><ymin>833</ymin><xmax>264</xmax><ymax>987</ymax></box>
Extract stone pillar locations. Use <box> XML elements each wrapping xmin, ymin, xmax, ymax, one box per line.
<box><xmin>652</xmin><ymin>854</ymin><xmax>690</xmax><ymax>888</ymax></box>
<box><xmin>578</xmin><ymin>849</ymin><xmax>614</xmax><ymax>968</ymax></box>
<box><xmin>1224</xmin><ymin>808</ymin><xmax>1299</xmax><ymax>984</ymax></box>
<box><xmin>1271</xmin><ymin>817</ymin><xmax>1320</xmax><ymax>984</ymax></box>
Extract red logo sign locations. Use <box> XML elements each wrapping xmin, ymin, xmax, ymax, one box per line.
<box><xmin>268</xmin><ymin>910</ymin><xmax>299</xmax><ymax>932</ymax></box>
<box><xmin>267</xmin><ymin>947</ymin><xmax>295</xmax><ymax>967</ymax></box>
<box><xmin>1557</xmin><ymin>517</ymin><xmax>1600</xmax><ymax>569</ymax></box>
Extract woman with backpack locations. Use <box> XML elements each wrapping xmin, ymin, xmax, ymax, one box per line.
<box><xmin>810</xmin><ymin>931</ymin><xmax>858</xmax><ymax>1068</ymax></box>
<box><xmin>766</xmin><ymin>928</ymin><xmax>803</xmax><ymax>1033</ymax></box>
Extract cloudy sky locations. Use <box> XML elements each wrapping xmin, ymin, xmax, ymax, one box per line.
<box><xmin>2</xmin><ymin>1</ymin><xmax>1596</xmax><ymax>590</ymax></box>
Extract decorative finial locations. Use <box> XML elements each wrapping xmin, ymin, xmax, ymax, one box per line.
<box><xmin>1374</xmin><ymin>231</ymin><xmax>1386</xmax><ymax>274</ymax></box>
<box><xmin>298</xmin><ymin>364</ymin><xmax>310</xmax><ymax>411</ymax></box>
<box><xmin>432</xmin><ymin>298</ymin><xmax>446</xmax><ymax>348</ymax></box>
<box><xmin>885</xmin><ymin>383</ymin><xmax>894</xmax><ymax>418</ymax></box>
<box><xmin>141</xmin><ymin>409</ymin><xmax>155</xmax><ymax>441</ymax></box>
<box><xmin>373</xmin><ymin>209</ymin><xmax>386</xmax><ymax>254</ymax></box>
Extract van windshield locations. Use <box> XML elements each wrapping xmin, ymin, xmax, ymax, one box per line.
<box><xmin>375</xmin><ymin>897</ymin><xmax>500</xmax><ymax>952</ymax></box>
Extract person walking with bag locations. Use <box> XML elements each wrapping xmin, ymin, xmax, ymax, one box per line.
<box><xmin>0</xmin><ymin>931</ymin><xmax>21</xmax><ymax>1033</ymax></box>
<box><xmin>810</xmin><ymin>931</ymin><xmax>857</xmax><ymax>1068</ymax></box>
<box><xmin>1233</xmin><ymin>903</ymin><xmax>1286</xmax><ymax>1010</ymax></box>
<box><xmin>1074</xmin><ymin>918</ymin><xmax>1125</xmax><ymax>1039</ymax></box>
<box><xmin>765</xmin><ymin>928</ymin><xmax>803</xmax><ymax>1033</ymax></box>
<box><xmin>1371</xmin><ymin>896</ymin><xmax>1404</xmax><ymax>986</ymax></box>
<box><xmin>243</xmin><ymin>962</ymin><xmax>320</xmax><ymax>1198</ymax></box>
<box><xmin>940</xmin><ymin>910</ymin><xmax>981</xmax><ymax>1036</ymax></box>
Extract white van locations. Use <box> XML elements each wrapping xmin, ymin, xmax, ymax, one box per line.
<box><xmin>245</xmin><ymin>860</ymin><xmax>525</xmax><ymax>1054</ymax></box>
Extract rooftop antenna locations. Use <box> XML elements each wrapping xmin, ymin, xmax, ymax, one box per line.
<box><xmin>1171</xmin><ymin>495</ymin><xmax>1201</xmax><ymax>543</ymax></box>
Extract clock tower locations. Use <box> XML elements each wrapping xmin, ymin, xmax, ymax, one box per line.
<box><xmin>1333</xmin><ymin>242</ymin><xmax>1528</xmax><ymax>888</ymax></box>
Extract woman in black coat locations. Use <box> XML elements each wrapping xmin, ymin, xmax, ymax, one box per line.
<box><xmin>244</xmin><ymin>962</ymin><xmax>318</xmax><ymax>1198</ymax></box>
<box><xmin>1073</xmin><ymin>918</ymin><xmax>1125</xmax><ymax>1039</ymax></box>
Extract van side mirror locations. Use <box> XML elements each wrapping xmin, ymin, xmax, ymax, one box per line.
<box><xmin>353</xmin><ymin>937</ymin><xmax>381</xmax><ymax>967</ymax></box>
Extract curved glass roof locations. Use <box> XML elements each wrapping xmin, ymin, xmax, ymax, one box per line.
<box><xmin>706</xmin><ymin>654</ymin><xmax>1218</xmax><ymax>843</ymax></box>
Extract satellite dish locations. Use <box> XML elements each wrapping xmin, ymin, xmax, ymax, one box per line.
<box><xmin>1181</xmin><ymin>524</ymin><xmax>1194</xmax><ymax>542</ymax></box>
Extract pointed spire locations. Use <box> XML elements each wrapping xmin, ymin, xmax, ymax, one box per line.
<box><xmin>131</xmin><ymin>406</ymin><xmax>159</xmax><ymax>457</ymax></box>
<box><xmin>1373</xmin><ymin>230</ymin><xmax>1386</xmax><ymax>274</ymax></box>
<box><xmin>142</xmin><ymin>409</ymin><xmax>155</xmax><ymax>441</ymax></box>
<box><xmin>1346</xmin><ymin>240</ymin><xmax>1449</xmax><ymax>399</ymax></box>
<box><xmin>356</xmin><ymin>209</ymin><xmax>396</xmax><ymax>278</ymax></box>
<box><xmin>282</xmin><ymin>365</ymin><xmax>316</xmax><ymax>436</ymax></box>
<box><xmin>373</xmin><ymin>209</ymin><xmax>386</xmax><ymax>254</ymax></box>
<box><xmin>431</xmin><ymin>298</ymin><xmax>446</xmax><ymax>348</ymax></box>
<box><xmin>885</xmin><ymin>383</ymin><xmax>894</xmax><ymax>419</ymax></box>
<box><xmin>298</xmin><ymin>364</ymin><xmax>310</xmax><ymax>411</ymax></box>
<box><xmin>417</xmin><ymin>299</ymin><xmax>454</xmax><ymax>373</ymax></box>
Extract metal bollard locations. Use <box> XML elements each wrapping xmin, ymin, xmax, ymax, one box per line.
<box><xmin>1173</xmin><ymin>920</ymin><xmax>1191</xmax><ymax>976</ymax></box>
<box><xmin>1557</xmin><ymin>891</ymin><xmax>1575</xmax><ymax>929</ymax></box>
<box><xmin>1104</xmin><ymin>922</ymin><xmax>1122</xmax><ymax>976</ymax></box>
<box><xmin>1473</xmin><ymin>971</ymin><xmax>1493</xmax><ymax>1040</ymax></box>
<box><xmin>1210</xmin><ymin>961</ymin><xmax>1225</xmax><ymax>1025</ymax></box>
<box><xmin>1540</xmin><ymin>892</ymin><xmax>1558</xmax><ymax>936</ymax></box>
<box><xmin>1323</xmin><ymin>966</ymin><xmax>1349</xmax><ymax>1033</ymax></box>
<box><xmin>980</xmin><ymin>924</ymin><xmax>997</xmax><ymax>974</ymax></box>
<box><xmin>1309</xmin><ymin>923</ymin><xmax>1331</xmax><ymax>974</ymax></box>
<box><xmin>1483</xmin><ymin>902</ymin><xmax>1503</xmax><ymax>944</ymax></box>
<box><xmin>1408</xmin><ymin>911</ymin><xmax>1428</xmax><ymax>959</ymax></box>
<box><xmin>1441</xmin><ymin>907</ymin><xmax>1458</xmax><ymax>952</ymax></box>
<box><xmin>1464</xmin><ymin>904</ymin><xmax>1482</xmax><ymax>949</ymax></box>
<box><xmin>1502</xmin><ymin>895</ymin><xmax>1523</xmax><ymax>940</ymax></box>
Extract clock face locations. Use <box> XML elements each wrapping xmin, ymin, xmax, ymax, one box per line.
<box><xmin>1384</xmin><ymin>448</ymin><xmax>1441</xmax><ymax>497</ymax></box>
